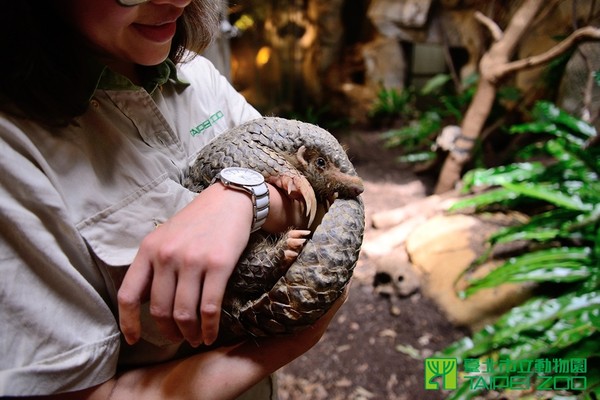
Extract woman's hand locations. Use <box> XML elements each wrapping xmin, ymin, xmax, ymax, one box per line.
<box><xmin>117</xmin><ymin>181</ymin><xmax>308</xmax><ymax>347</ymax></box>
<box><xmin>118</xmin><ymin>183</ymin><xmax>255</xmax><ymax>347</ymax></box>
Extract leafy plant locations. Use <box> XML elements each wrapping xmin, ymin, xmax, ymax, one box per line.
<box><xmin>379</xmin><ymin>73</ymin><xmax>481</xmax><ymax>164</ymax></box>
<box><xmin>441</xmin><ymin>101</ymin><xmax>600</xmax><ymax>399</ymax></box>
<box><xmin>382</xmin><ymin>110</ymin><xmax>442</xmax><ymax>162</ymax></box>
<box><xmin>368</xmin><ymin>86</ymin><xmax>415</xmax><ymax>125</ymax></box>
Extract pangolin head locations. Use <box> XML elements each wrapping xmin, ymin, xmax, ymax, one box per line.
<box><xmin>273</xmin><ymin>118</ymin><xmax>365</xmax><ymax>204</ymax></box>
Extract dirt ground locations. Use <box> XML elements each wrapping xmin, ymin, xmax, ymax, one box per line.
<box><xmin>276</xmin><ymin>129</ymin><xmax>468</xmax><ymax>400</ymax></box>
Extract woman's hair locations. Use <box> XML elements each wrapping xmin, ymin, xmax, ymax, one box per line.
<box><xmin>173</xmin><ymin>0</ymin><xmax>221</xmax><ymax>63</ymax></box>
<box><xmin>0</xmin><ymin>1</ymin><xmax>220</xmax><ymax>126</ymax></box>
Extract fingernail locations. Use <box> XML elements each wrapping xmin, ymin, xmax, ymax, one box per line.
<box><xmin>204</xmin><ymin>337</ymin><xmax>215</xmax><ymax>346</ymax></box>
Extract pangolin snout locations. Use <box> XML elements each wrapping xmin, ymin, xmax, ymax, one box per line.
<box><xmin>335</xmin><ymin>175</ymin><xmax>364</xmax><ymax>199</ymax></box>
<box><xmin>348</xmin><ymin>177</ymin><xmax>365</xmax><ymax>197</ymax></box>
<box><xmin>351</xmin><ymin>181</ymin><xmax>365</xmax><ymax>196</ymax></box>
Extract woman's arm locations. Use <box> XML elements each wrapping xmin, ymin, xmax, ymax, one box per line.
<box><xmin>39</xmin><ymin>288</ymin><xmax>348</xmax><ymax>400</ymax></box>
<box><xmin>118</xmin><ymin>182</ymin><xmax>309</xmax><ymax>347</ymax></box>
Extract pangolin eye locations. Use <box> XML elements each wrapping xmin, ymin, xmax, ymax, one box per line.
<box><xmin>315</xmin><ymin>157</ymin><xmax>327</xmax><ymax>169</ymax></box>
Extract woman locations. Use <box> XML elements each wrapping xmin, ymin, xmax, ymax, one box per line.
<box><xmin>0</xmin><ymin>0</ymin><xmax>345</xmax><ymax>398</ymax></box>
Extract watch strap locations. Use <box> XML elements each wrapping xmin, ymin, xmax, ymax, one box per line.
<box><xmin>250</xmin><ymin>182</ymin><xmax>269</xmax><ymax>232</ymax></box>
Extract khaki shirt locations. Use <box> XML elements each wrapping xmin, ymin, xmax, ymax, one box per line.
<box><xmin>0</xmin><ymin>56</ymin><xmax>272</xmax><ymax>396</ymax></box>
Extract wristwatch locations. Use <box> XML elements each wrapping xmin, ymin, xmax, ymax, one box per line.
<box><xmin>212</xmin><ymin>167</ymin><xmax>270</xmax><ymax>233</ymax></box>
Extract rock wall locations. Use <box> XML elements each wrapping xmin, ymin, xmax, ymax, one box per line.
<box><xmin>229</xmin><ymin>0</ymin><xmax>600</xmax><ymax>123</ymax></box>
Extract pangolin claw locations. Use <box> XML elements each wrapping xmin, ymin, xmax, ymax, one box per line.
<box><xmin>268</xmin><ymin>174</ymin><xmax>318</xmax><ymax>227</ymax></box>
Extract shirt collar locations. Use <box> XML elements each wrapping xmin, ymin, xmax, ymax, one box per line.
<box><xmin>97</xmin><ymin>59</ymin><xmax>189</xmax><ymax>93</ymax></box>
<box><xmin>85</xmin><ymin>58</ymin><xmax>190</xmax><ymax>103</ymax></box>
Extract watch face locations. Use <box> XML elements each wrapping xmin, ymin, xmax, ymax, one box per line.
<box><xmin>220</xmin><ymin>167</ymin><xmax>265</xmax><ymax>185</ymax></box>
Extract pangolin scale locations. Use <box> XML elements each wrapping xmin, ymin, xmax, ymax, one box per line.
<box><xmin>186</xmin><ymin>117</ymin><xmax>365</xmax><ymax>343</ymax></box>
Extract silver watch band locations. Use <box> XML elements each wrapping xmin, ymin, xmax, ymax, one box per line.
<box><xmin>251</xmin><ymin>183</ymin><xmax>270</xmax><ymax>232</ymax></box>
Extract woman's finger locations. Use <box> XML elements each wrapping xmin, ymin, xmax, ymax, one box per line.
<box><xmin>172</xmin><ymin>271</ymin><xmax>203</xmax><ymax>346</ymax></box>
<box><xmin>148</xmin><ymin>266</ymin><xmax>181</xmax><ymax>342</ymax></box>
<box><xmin>199</xmin><ymin>270</ymin><xmax>230</xmax><ymax>346</ymax></box>
<box><xmin>117</xmin><ymin>256</ymin><xmax>153</xmax><ymax>345</ymax></box>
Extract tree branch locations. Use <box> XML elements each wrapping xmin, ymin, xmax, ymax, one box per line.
<box><xmin>493</xmin><ymin>0</ymin><xmax>544</xmax><ymax>55</ymax></box>
<box><xmin>497</xmin><ymin>26</ymin><xmax>600</xmax><ymax>77</ymax></box>
<box><xmin>474</xmin><ymin>11</ymin><xmax>503</xmax><ymax>41</ymax></box>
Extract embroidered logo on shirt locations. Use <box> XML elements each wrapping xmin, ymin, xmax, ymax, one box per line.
<box><xmin>190</xmin><ymin>111</ymin><xmax>224</xmax><ymax>136</ymax></box>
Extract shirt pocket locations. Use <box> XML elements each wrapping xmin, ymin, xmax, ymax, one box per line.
<box><xmin>77</xmin><ymin>173</ymin><xmax>195</xmax><ymax>267</ymax></box>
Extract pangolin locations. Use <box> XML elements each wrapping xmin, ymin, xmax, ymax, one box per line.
<box><xmin>186</xmin><ymin>117</ymin><xmax>365</xmax><ymax>342</ymax></box>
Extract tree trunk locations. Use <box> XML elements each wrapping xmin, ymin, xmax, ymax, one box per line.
<box><xmin>434</xmin><ymin>0</ymin><xmax>600</xmax><ymax>194</ymax></box>
<box><xmin>435</xmin><ymin>78</ymin><xmax>497</xmax><ymax>193</ymax></box>
<box><xmin>434</xmin><ymin>0</ymin><xmax>544</xmax><ymax>193</ymax></box>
